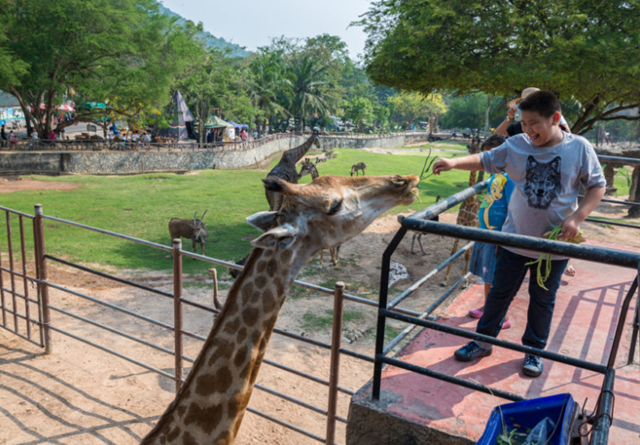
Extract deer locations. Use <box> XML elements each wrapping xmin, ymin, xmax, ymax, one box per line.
<box><xmin>168</xmin><ymin>211</ymin><xmax>208</xmax><ymax>255</ymax></box>
<box><xmin>350</xmin><ymin>162</ymin><xmax>366</xmax><ymax>177</ymax></box>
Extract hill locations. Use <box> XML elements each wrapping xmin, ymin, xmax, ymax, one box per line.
<box><xmin>157</xmin><ymin>3</ymin><xmax>251</xmax><ymax>58</ymax></box>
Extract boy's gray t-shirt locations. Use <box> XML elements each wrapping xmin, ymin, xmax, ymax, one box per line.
<box><xmin>480</xmin><ymin>132</ymin><xmax>605</xmax><ymax>259</ymax></box>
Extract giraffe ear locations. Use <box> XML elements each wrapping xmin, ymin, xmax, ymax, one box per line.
<box><xmin>246</xmin><ymin>211</ymin><xmax>278</xmax><ymax>232</ymax></box>
<box><xmin>250</xmin><ymin>225</ymin><xmax>297</xmax><ymax>250</ymax></box>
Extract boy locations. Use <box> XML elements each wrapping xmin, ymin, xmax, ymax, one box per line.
<box><xmin>432</xmin><ymin>91</ymin><xmax>606</xmax><ymax>377</ymax></box>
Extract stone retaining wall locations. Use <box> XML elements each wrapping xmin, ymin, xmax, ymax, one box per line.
<box><xmin>0</xmin><ymin>133</ymin><xmax>427</xmax><ymax>175</ymax></box>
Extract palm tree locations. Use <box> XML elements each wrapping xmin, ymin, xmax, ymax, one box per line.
<box><xmin>247</xmin><ymin>53</ymin><xmax>291</xmax><ymax>135</ymax></box>
<box><xmin>288</xmin><ymin>55</ymin><xmax>336</xmax><ymax>131</ymax></box>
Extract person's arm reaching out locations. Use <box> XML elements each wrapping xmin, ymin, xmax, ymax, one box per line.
<box><xmin>432</xmin><ymin>154</ymin><xmax>484</xmax><ymax>175</ymax></box>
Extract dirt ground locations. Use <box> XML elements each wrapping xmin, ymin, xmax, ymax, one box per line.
<box><xmin>1</xmin><ymin>172</ymin><xmax>639</xmax><ymax>445</ymax></box>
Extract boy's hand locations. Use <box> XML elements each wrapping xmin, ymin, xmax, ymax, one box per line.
<box><xmin>432</xmin><ymin>158</ymin><xmax>454</xmax><ymax>175</ymax></box>
<box><xmin>559</xmin><ymin>214</ymin><xmax>581</xmax><ymax>241</ymax></box>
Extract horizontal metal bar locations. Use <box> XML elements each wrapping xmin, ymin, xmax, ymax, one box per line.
<box><xmin>254</xmin><ymin>383</ymin><xmax>329</xmax><ymax>417</ymax></box>
<box><xmin>388</xmin><ymin>242</ymin><xmax>473</xmax><ymax>309</ymax></box>
<box><xmin>40</xmin><ymin>215</ymin><xmax>172</xmax><ymax>252</ymax></box>
<box><xmin>0</xmin><ymin>206</ymin><xmax>35</xmax><ymax>219</ymax></box>
<box><xmin>45</xmin><ymin>281</ymin><xmax>176</xmax><ymax>332</ymax></box>
<box><xmin>47</xmin><ymin>324</ymin><xmax>176</xmax><ymax>380</ymax></box>
<box><xmin>0</xmin><ymin>266</ymin><xmax>38</xmax><ymax>282</ymax></box>
<box><xmin>246</xmin><ymin>407</ymin><xmax>325</xmax><ymax>443</ymax></box>
<box><xmin>402</xmin><ymin>220</ymin><xmax>640</xmax><ymax>269</ymax></box>
<box><xmin>597</xmin><ymin>155</ymin><xmax>640</xmax><ymax>165</ymax></box>
<box><xmin>0</xmin><ymin>323</ymin><xmax>42</xmax><ymax>346</ymax></box>
<box><xmin>384</xmin><ymin>273</ymin><xmax>471</xmax><ymax>355</ymax></box>
<box><xmin>338</xmin><ymin>348</ymin><xmax>375</xmax><ymax>363</ymax></box>
<box><xmin>586</xmin><ymin>218</ymin><xmax>640</xmax><ymax>230</ymax></box>
<box><xmin>262</xmin><ymin>358</ymin><xmax>355</xmax><ymax>396</ymax></box>
<box><xmin>381</xmin><ymin>309</ymin><xmax>609</xmax><ymax>374</ymax></box>
<box><xmin>45</xmin><ymin>255</ymin><xmax>174</xmax><ymax>299</ymax></box>
<box><xmin>409</xmin><ymin>180</ymin><xmax>489</xmax><ymax>221</ymax></box>
<box><xmin>379</xmin><ymin>354</ymin><xmax>525</xmax><ymax>402</ymax></box>
<box><xmin>48</xmin><ymin>304</ymin><xmax>176</xmax><ymax>357</ymax></box>
<box><xmin>588</xmin><ymin>196</ymin><xmax>640</xmax><ymax>208</ymax></box>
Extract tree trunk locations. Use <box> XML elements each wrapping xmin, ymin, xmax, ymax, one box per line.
<box><xmin>629</xmin><ymin>166</ymin><xmax>640</xmax><ymax>218</ymax></box>
<box><xmin>484</xmin><ymin>94</ymin><xmax>491</xmax><ymax>135</ymax></box>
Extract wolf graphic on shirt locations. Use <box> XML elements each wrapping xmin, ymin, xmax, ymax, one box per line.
<box><xmin>524</xmin><ymin>156</ymin><xmax>561</xmax><ymax>209</ymax></box>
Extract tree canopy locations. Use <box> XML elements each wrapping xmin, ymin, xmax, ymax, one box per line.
<box><xmin>0</xmin><ymin>0</ymin><xmax>202</xmax><ymax>136</ymax></box>
<box><xmin>359</xmin><ymin>0</ymin><xmax>640</xmax><ymax>134</ymax></box>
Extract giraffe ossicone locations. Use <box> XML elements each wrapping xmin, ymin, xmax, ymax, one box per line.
<box><xmin>141</xmin><ymin>174</ymin><xmax>420</xmax><ymax>445</ymax></box>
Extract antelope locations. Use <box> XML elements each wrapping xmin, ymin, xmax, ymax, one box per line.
<box><xmin>350</xmin><ymin>162</ymin><xmax>366</xmax><ymax>177</ymax></box>
<box><xmin>168</xmin><ymin>211</ymin><xmax>209</xmax><ymax>255</ymax></box>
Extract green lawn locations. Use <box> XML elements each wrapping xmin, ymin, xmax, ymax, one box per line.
<box><xmin>0</xmin><ymin>146</ymin><xmax>471</xmax><ymax>275</ymax></box>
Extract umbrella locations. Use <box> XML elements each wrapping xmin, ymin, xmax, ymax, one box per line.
<box><xmin>227</xmin><ymin>120</ymin><xmax>248</xmax><ymax>129</ymax></box>
<box><xmin>205</xmin><ymin>116</ymin><xmax>233</xmax><ymax>129</ymax></box>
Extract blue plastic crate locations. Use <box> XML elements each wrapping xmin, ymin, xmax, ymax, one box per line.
<box><xmin>476</xmin><ymin>393</ymin><xmax>576</xmax><ymax>445</ymax></box>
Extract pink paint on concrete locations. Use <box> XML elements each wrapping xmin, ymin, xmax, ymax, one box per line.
<box><xmin>357</xmin><ymin>240</ymin><xmax>640</xmax><ymax>443</ymax></box>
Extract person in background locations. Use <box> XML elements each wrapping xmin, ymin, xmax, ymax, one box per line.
<box><xmin>468</xmin><ymin>134</ymin><xmax>515</xmax><ymax>329</ymax></box>
<box><xmin>30</xmin><ymin>130</ymin><xmax>38</xmax><ymax>150</ymax></box>
<box><xmin>1</xmin><ymin>124</ymin><xmax>7</xmax><ymax>148</ymax></box>
<box><xmin>9</xmin><ymin>130</ymin><xmax>17</xmax><ymax>146</ymax></box>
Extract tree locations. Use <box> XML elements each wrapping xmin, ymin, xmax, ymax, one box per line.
<box><xmin>247</xmin><ymin>52</ymin><xmax>291</xmax><ymax>135</ymax></box>
<box><xmin>439</xmin><ymin>93</ymin><xmax>505</xmax><ymax>131</ymax></box>
<box><xmin>388</xmin><ymin>92</ymin><xmax>446</xmax><ymax>131</ymax></box>
<box><xmin>289</xmin><ymin>55</ymin><xmax>336</xmax><ymax>131</ymax></box>
<box><xmin>0</xmin><ymin>0</ymin><xmax>201</xmax><ymax>137</ymax></box>
<box><xmin>346</xmin><ymin>97</ymin><xmax>374</xmax><ymax>132</ymax></box>
<box><xmin>359</xmin><ymin>0</ymin><xmax>640</xmax><ymax>134</ymax></box>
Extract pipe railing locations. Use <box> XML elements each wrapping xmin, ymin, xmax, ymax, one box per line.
<box><xmin>372</xmin><ymin>181</ymin><xmax>640</xmax><ymax>445</ymax></box>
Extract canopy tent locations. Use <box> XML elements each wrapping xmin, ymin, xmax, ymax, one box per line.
<box><xmin>204</xmin><ymin>115</ymin><xmax>233</xmax><ymax>128</ymax></box>
<box><xmin>81</xmin><ymin>102</ymin><xmax>106</xmax><ymax>109</ymax></box>
<box><xmin>227</xmin><ymin>120</ymin><xmax>248</xmax><ymax>129</ymax></box>
<box><xmin>157</xmin><ymin>90</ymin><xmax>194</xmax><ymax>140</ymax></box>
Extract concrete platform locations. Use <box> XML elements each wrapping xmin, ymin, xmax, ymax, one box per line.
<box><xmin>348</xmin><ymin>240</ymin><xmax>640</xmax><ymax>445</ymax></box>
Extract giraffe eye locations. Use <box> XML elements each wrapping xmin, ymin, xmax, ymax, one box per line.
<box><xmin>392</xmin><ymin>176</ymin><xmax>406</xmax><ymax>186</ymax></box>
<box><xmin>328</xmin><ymin>200</ymin><xmax>343</xmax><ymax>215</ymax></box>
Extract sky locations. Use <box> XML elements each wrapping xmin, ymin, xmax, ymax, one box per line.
<box><xmin>160</xmin><ymin>0</ymin><xmax>374</xmax><ymax>58</ymax></box>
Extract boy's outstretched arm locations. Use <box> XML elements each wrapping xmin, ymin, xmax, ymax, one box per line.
<box><xmin>560</xmin><ymin>185</ymin><xmax>606</xmax><ymax>240</ymax></box>
<box><xmin>432</xmin><ymin>154</ymin><xmax>484</xmax><ymax>175</ymax></box>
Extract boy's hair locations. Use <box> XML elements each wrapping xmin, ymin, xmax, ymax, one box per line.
<box><xmin>481</xmin><ymin>134</ymin><xmax>507</xmax><ymax>151</ymax></box>
<box><xmin>518</xmin><ymin>90</ymin><xmax>561</xmax><ymax>118</ymax></box>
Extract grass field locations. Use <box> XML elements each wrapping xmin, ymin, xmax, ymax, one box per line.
<box><xmin>0</xmin><ymin>145</ymin><xmax>472</xmax><ymax>274</ymax></box>
<box><xmin>0</xmin><ymin>142</ymin><xmax>631</xmax><ymax>275</ymax></box>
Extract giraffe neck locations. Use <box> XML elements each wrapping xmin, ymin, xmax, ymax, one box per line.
<box><xmin>141</xmin><ymin>247</ymin><xmax>305</xmax><ymax>445</ymax></box>
<box><xmin>282</xmin><ymin>135</ymin><xmax>316</xmax><ymax>165</ymax></box>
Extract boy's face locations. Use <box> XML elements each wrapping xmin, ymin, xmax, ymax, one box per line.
<box><xmin>521</xmin><ymin>110</ymin><xmax>564</xmax><ymax>147</ymax></box>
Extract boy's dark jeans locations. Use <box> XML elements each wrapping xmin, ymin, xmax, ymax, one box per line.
<box><xmin>477</xmin><ymin>246</ymin><xmax>568</xmax><ymax>350</ymax></box>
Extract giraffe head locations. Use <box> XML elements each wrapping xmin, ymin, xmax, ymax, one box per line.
<box><xmin>247</xmin><ymin>174</ymin><xmax>420</xmax><ymax>265</ymax></box>
<box><xmin>298</xmin><ymin>158</ymin><xmax>319</xmax><ymax>180</ymax></box>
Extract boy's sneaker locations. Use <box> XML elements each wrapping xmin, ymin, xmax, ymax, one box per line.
<box><xmin>454</xmin><ymin>341</ymin><xmax>493</xmax><ymax>362</ymax></box>
<box><xmin>523</xmin><ymin>354</ymin><xmax>544</xmax><ymax>377</ymax></box>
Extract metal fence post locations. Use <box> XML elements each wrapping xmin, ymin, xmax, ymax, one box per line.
<box><xmin>326</xmin><ymin>281</ymin><xmax>345</xmax><ymax>445</ymax></box>
<box><xmin>172</xmin><ymin>238</ymin><xmax>184</xmax><ymax>393</ymax></box>
<box><xmin>33</xmin><ymin>204</ymin><xmax>52</xmax><ymax>354</ymax></box>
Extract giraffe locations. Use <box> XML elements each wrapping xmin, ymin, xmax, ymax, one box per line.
<box><xmin>141</xmin><ymin>173</ymin><xmax>420</xmax><ymax>445</ymax></box>
<box><xmin>265</xmin><ymin>132</ymin><xmax>322</xmax><ymax>211</ymax></box>
<box><xmin>441</xmin><ymin>135</ymin><xmax>482</xmax><ymax>287</ymax></box>
<box><xmin>228</xmin><ymin>159</ymin><xmax>319</xmax><ymax>280</ymax></box>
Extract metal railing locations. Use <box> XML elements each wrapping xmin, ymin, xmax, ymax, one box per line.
<box><xmin>0</xmin><ymin>202</ymin><xmax>479</xmax><ymax>444</ymax></box>
<box><xmin>372</xmin><ymin>160</ymin><xmax>640</xmax><ymax>445</ymax></box>
<box><xmin>0</xmin><ymin>205</ymin><xmax>43</xmax><ymax>347</ymax></box>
